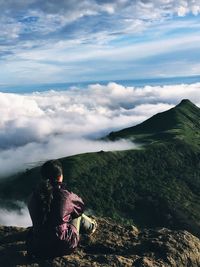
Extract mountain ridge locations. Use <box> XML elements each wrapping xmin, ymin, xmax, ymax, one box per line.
<box><xmin>108</xmin><ymin>99</ymin><xmax>200</xmax><ymax>147</ymax></box>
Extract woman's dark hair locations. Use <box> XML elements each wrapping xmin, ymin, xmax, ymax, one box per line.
<box><xmin>41</xmin><ymin>159</ymin><xmax>63</xmax><ymax>183</ymax></box>
<box><xmin>36</xmin><ymin>159</ymin><xmax>63</xmax><ymax>226</ymax></box>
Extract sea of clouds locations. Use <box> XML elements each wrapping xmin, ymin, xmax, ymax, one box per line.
<box><xmin>1</xmin><ymin>81</ymin><xmax>200</xmax><ymax>177</ymax></box>
<box><xmin>0</xmin><ymin>204</ymin><xmax>31</xmax><ymax>227</ymax></box>
<box><xmin>0</xmin><ymin>81</ymin><xmax>200</xmax><ymax>226</ymax></box>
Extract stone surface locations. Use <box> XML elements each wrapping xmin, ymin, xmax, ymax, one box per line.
<box><xmin>0</xmin><ymin>218</ymin><xmax>200</xmax><ymax>267</ymax></box>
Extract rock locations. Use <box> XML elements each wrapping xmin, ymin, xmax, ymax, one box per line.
<box><xmin>0</xmin><ymin>218</ymin><xmax>200</xmax><ymax>267</ymax></box>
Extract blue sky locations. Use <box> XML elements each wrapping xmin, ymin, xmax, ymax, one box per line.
<box><xmin>0</xmin><ymin>0</ymin><xmax>200</xmax><ymax>85</ymax></box>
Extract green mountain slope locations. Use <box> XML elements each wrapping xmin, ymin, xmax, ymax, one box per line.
<box><xmin>108</xmin><ymin>99</ymin><xmax>200</xmax><ymax>147</ymax></box>
<box><xmin>0</xmin><ymin>99</ymin><xmax>199</xmax><ymax>238</ymax></box>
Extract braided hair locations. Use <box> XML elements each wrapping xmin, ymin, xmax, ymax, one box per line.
<box><xmin>36</xmin><ymin>160</ymin><xmax>63</xmax><ymax>226</ymax></box>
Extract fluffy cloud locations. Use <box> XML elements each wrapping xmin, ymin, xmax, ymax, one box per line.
<box><xmin>1</xmin><ymin>1</ymin><xmax>200</xmax><ymax>17</ymax></box>
<box><xmin>0</xmin><ymin>138</ymin><xmax>135</xmax><ymax>177</ymax></box>
<box><xmin>0</xmin><ymin>203</ymin><xmax>31</xmax><ymax>227</ymax></box>
<box><xmin>1</xmin><ymin>0</ymin><xmax>200</xmax><ymax>45</ymax></box>
<box><xmin>0</xmin><ymin>81</ymin><xmax>200</xmax><ymax>177</ymax></box>
<box><xmin>0</xmin><ymin>1</ymin><xmax>200</xmax><ymax>84</ymax></box>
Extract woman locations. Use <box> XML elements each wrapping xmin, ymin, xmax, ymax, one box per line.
<box><xmin>27</xmin><ymin>159</ymin><xmax>97</xmax><ymax>258</ymax></box>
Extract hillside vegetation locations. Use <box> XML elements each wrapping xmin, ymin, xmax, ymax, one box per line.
<box><xmin>0</xmin><ymin>99</ymin><xmax>200</xmax><ymax>238</ymax></box>
<box><xmin>108</xmin><ymin>99</ymin><xmax>200</xmax><ymax>148</ymax></box>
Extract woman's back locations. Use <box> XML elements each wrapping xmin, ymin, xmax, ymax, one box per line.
<box><xmin>27</xmin><ymin>160</ymin><xmax>84</xmax><ymax>258</ymax></box>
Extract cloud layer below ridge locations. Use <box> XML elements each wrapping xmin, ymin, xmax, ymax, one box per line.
<box><xmin>0</xmin><ymin>82</ymin><xmax>200</xmax><ymax>177</ymax></box>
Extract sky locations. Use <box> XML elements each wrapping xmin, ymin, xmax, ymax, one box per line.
<box><xmin>0</xmin><ymin>0</ymin><xmax>200</xmax><ymax>85</ymax></box>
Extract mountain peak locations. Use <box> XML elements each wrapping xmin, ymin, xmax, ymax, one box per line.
<box><xmin>179</xmin><ymin>99</ymin><xmax>192</xmax><ymax>105</ymax></box>
<box><xmin>176</xmin><ymin>99</ymin><xmax>197</xmax><ymax>109</ymax></box>
<box><xmin>108</xmin><ymin>99</ymin><xmax>200</xmax><ymax>146</ymax></box>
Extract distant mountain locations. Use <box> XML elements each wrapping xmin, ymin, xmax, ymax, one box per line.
<box><xmin>108</xmin><ymin>99</ymin><xmax>200</xmax><ymax>147</ymax></box>
<box><xmin>0</xmin><ymin>99</ymin><xmax>200</xmax><ymax>239</ymax></box>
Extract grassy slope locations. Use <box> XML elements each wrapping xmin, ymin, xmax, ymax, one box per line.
<box><xmin>108</xmin><ymin>99</ymin><xmax>200</xmax><ymax>147</ymax></box>
<box><xmin>0</xmin><ymin>99</ymin><xmax>199</xmax><ymax>237</ymax></box>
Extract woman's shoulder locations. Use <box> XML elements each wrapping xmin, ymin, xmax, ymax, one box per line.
<box><xmin>59</xmin><ymin>184</ymin><xmax>82</xmax><ymax>200</ymax></box>
<box><xmin>56</xmin><ymin>183</ymin><xmax>71</xmax><ymax>196</ymax></box>
<box><xmin>60</xmin><ymin>182</ymin><xmax>69</xmax><ymax>191</ymax></box>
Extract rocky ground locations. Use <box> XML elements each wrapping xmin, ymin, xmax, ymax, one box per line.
<box><xmin>0</xmin><ymin>218</ymin><xmax>200</xmax><ymax>267</ymax></box>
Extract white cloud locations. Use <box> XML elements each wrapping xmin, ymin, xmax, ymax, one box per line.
<box><xmin>139</xmin><ymin>0</ymin><xmax>200</xmax><ymax>17</ymax></box>
<box><xmin>0</xmin><ymin>0</ymin><xmax>200</xmax><ymax>84</ymax></box>
<box><xmin>13</xmin><ymin>29</ymin><xmax>200</xmax><ymax>64</ymax></box>
<box><xmin>0</xmin><ymin>203</ymin><xmax>31</xmax><ymax>227</ymax></box>
<box><xmin>1</xmin><ymin>25</ymin><xmax>199</xmax><ymax>84</ymax></box>
<box><xmin>0</xmin><ymin>81</ymin><xmax>199</xmax><ymax>177</ymax></box>
<box><xmin>0</xmin><ymin>138</ymin><xmax>135</xmax><ymax>177</ymax></box>
<box><xmin>1</xmin><ymin>0</ymin><xmax>200</xmax><ymax>46</ymax></box>
<box><xmin>0</xmin><ymin>18</ymin><xmax>21</xmax><ymax>40</ymax></box>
